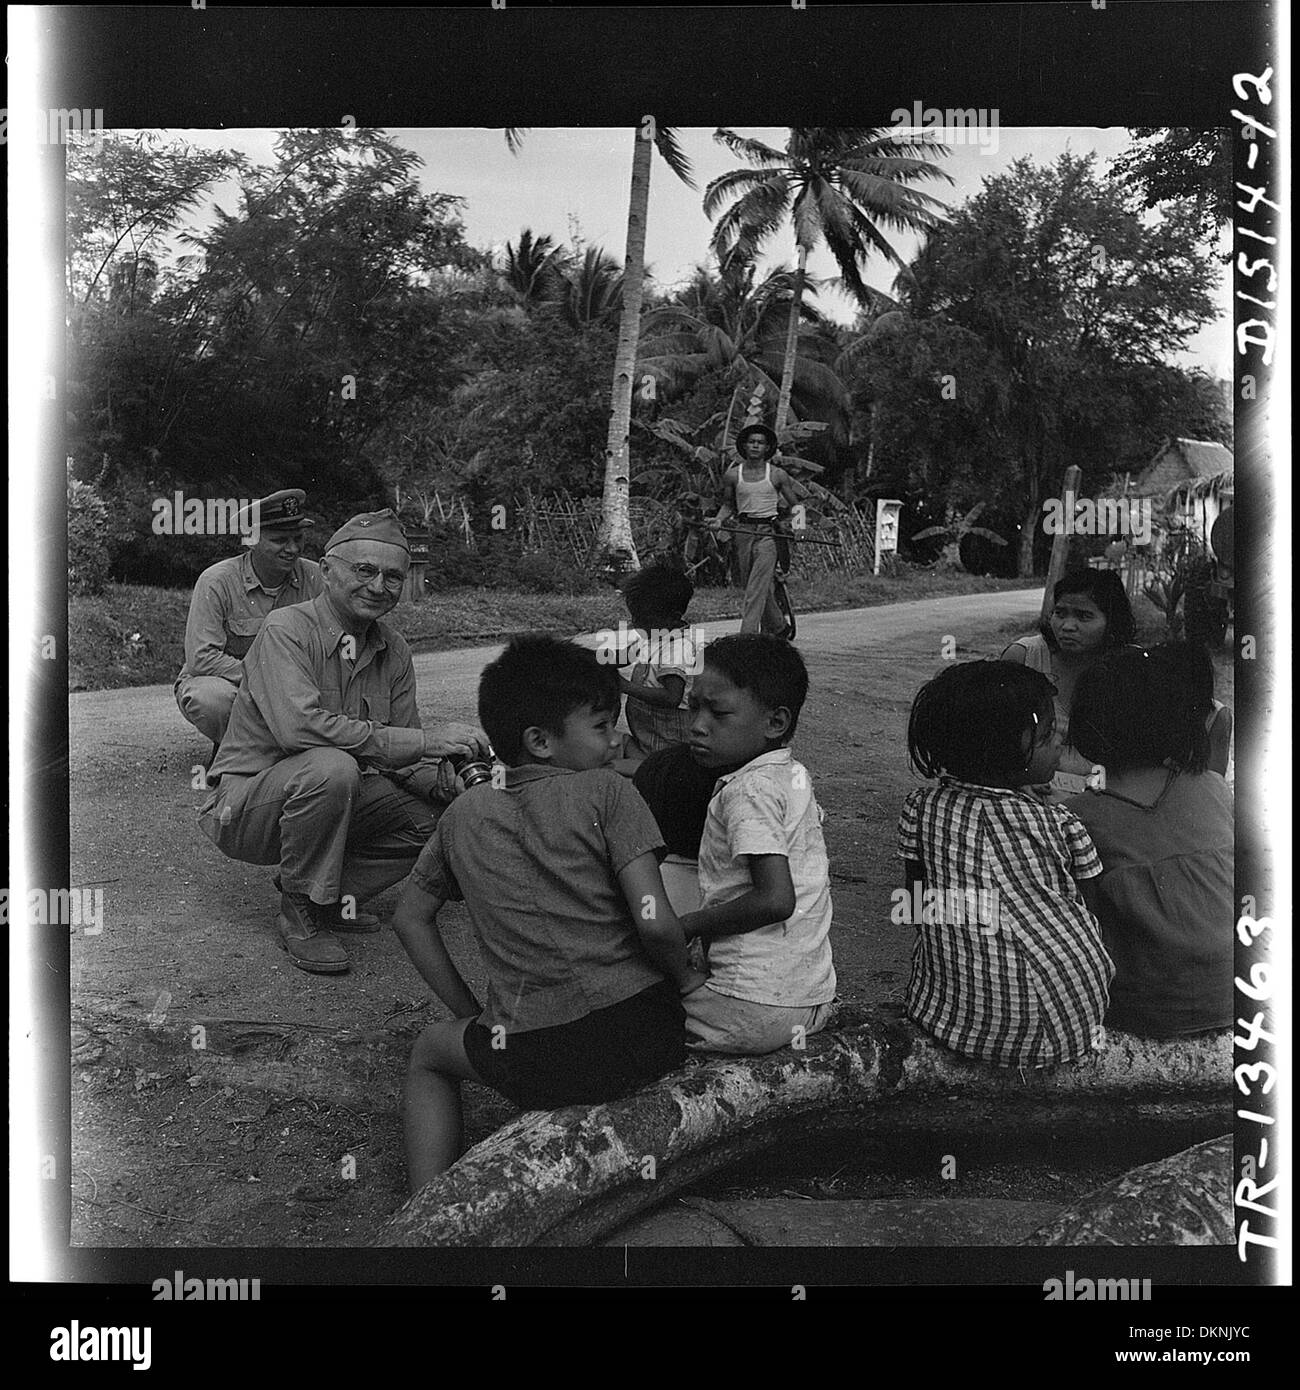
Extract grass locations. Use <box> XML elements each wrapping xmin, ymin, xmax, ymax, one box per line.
<box><xmin>70</xmin><ymin>566</ymin><xmax>1040</xmax><ymax>692</ymax></box>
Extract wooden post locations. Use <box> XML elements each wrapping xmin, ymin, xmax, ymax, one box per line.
<box><xmin>1040</xmin><ymin>465</ymin><xmax>1082</xmax><ymax>622</ymax></box>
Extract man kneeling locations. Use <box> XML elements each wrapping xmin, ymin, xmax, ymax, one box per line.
<box><xmin>199</xmin><ymin>510</ymin><xmax>488</xmax><ymax>976</ymax></box>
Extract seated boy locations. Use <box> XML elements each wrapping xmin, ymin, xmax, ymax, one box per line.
<box><xmin>676</xmin><ymin>634</ymin><xmax>836</xmax><ymax>1055</ymax></box>
<box><xmin>632</xmin><ymin>740</ymin><xmax>735</xmax><ymax>917</ymax></box>
<box><xmin>392</xmin><ymin>635</ymin><xmax>706</xmax><ymax>1189</ymax></box>
<box><xmin>616</xmin><ymin>564</ymin><xmax>701</xmax><ymax>762</ymax></box>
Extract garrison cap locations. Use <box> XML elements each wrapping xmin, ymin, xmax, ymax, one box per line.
<box><xmin>241</xmin><ymin>489</ymin><xmax>314</xmax><ymax>532</ymax></box>
<box><xmin>324</xmin><ymin>508</ymin><xmax>410</xmax><ymax>553</ymax></box>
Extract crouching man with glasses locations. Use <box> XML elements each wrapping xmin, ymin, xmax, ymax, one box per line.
<box><xmin>200</xmin><ymin>509</ymin><xmax>490</xmax><ymax>976</ymax></box>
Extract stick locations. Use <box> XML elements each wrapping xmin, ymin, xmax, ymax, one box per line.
<box><xmin>682</xmin><ymin>522</ymin><xmax>842</xmax><ymax>547</ymax></box>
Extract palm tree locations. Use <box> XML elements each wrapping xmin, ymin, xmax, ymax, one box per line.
<box><xmin>551</xmin><ymin>244</ymin><xmax>626</xmax><ymax>328</ymax></box>
<box><xmin>637</xmin><ymin>253</ymin><xmax>852</xmax><ymax>441</ymax></box>
<box><xmin>500</xmin><ymin>123</ymin><xmax>694</xmax><ymax>578</ymax></box>
<box><xmin>499</xmin><ymin>227</ymin><xmax>570</xmax><ymax>312</ymax></box>
<box><xmin>704</xmin><ymin>127</ymin><xmax>953</xmax><ymax>435</ymax></box>
<box><xmin>592</xmin><ymin>124</ymin><xmax>695</xmax><ymax>578</ymax></box>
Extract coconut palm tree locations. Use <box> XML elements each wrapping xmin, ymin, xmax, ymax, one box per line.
<box><xmin>704</xmin><ymin>127</ymin><xmax>953</xmax><ymax>435</ymax></box>
<box><xmin>500</xmin><ymin>123</ymin><xmax>693</xmax><ymax>577</ymax></box>
<box><xmin>551</xmin><ymin>244</ymin><xmax>626</xmax><ymax>328</ymax></box>
<box><xmin>591</xmin><ymin>124</ymin><xmax>695</xmax><ymax>578</ymax></box>
<box><xmin>636</xmin><ymin>253</ymin><xmax>852</xmax><ymax>440</ymax></box>
<box><xmin>499</xmin><ymin>227</ymin><xmax>570</xmax><ymax>312</ymax></box>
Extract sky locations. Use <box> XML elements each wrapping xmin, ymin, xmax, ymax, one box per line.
<box><xmin>141</xmin><ymin>125</ymin><xmax>1233</xmax><ymax>380</ymax></box>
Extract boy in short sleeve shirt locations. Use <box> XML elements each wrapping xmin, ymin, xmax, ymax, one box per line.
<box><xmin>678</xmin><ymin>635</ymin><xmax>836</xmax><ymax>1055</ymax></box>
<box><xmin>393</xmin><ymin>636</ymin><xmax>704</xmax><ymax>1189</ymax></box>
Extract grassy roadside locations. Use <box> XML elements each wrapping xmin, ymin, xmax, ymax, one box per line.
<box><xmin>70</xmin><ymin>567</ymin><xmax>1039</xmax><ymax>692</ymax></box>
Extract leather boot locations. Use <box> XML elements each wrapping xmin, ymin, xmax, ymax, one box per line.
<box><xmin>273</xmin><ymin>873</ymin><xmax>379</xmax><ymax>929</ymax></box>
<box><xmin>277</xmin><ymin>891</ymin><xmax>349</xmax><ymax>974</ymax></box>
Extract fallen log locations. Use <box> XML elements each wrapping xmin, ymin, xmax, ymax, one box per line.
<box><xmin>377</xmin><ymin>1011</ymin><xmax>1231</xmax><ymax>1248</ymax></box>
<box><xmin>1022</xmin><ymin>1134</ymin><xmax>1233</xmax><ymax>1245</ymax></box>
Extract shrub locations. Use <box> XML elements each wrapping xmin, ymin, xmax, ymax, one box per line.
<box><xmin>68</xmin><ymin>467</ymin><xmax>113</xmax><ymax>595</ymax></box>
<box><xmin>508</xmin><ymin>550</ymin><xmax>600</xmax><ymax>595</ymax></box>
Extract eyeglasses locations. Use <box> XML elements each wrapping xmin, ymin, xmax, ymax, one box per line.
<box><xmin>327</xmin><ymin>556</ymin><xmax>407</xmax><ymax>591</ymax></box>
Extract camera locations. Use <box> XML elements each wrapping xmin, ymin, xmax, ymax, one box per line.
<box><xmin>449</xmin><ymin>751</ymin><xmax>494</xmax><ymax>789</ymax></box>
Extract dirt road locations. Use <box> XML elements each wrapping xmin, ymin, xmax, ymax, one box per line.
<box><xmin>69</xmin><ymin>587</ymin><xmax>1043</xmax><ymax>1245</ymax></box>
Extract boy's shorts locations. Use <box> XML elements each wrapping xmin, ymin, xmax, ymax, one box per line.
<box><xmin>463</xmin><ymin>979</ymin><xmax>686</xmax><ymax>1111</ymax></box>
<box><xmin>683</xmin><ymin>985</ymin><xmax>835</xmax><ymax>1056</ymax></box>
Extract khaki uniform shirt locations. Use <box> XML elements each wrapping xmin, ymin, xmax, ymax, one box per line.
<box><xmin>208</xmin><ymin>593</ymin><xmax>425</xmax><ymax>782</ymax></box>
<box><xmin>177</xmin><ymin>551</ymin><xmax>324</xmax><ymax>684</ymax></box>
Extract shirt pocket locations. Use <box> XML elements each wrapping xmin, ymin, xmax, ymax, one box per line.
<box><xmin>362</xmin><ymin>690</ymin><xmax>391</xmax><ymax>723</ymax></box>
<box><xmin>223</xmin><ymin>616</ymin><xmax>264</xmax><ymax>660</ymax></box>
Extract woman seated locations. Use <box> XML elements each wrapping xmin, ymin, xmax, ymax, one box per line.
<box><xmin>1002</xmin><ymin>568</ymin><xmax>1137</xmax><ymax>797</ymax></box>
<box><xmin>1064</xmin><ymin>644</ymin><xmax>1233</xmax><ymax>1039</ymax></box>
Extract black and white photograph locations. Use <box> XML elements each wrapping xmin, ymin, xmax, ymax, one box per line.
<box><xmin>8</xmin><ymin>0</ymin><xmax>1287</xmax><ymax>1349</ymax></box>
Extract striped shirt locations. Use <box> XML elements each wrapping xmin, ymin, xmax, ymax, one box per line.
<box><xmin>897</xmin><ymin>779</ymin><xmax>1112</xmax><ymax>1068</ymax></box>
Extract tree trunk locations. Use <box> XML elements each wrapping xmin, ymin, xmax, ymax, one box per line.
<box><xmin>592</xmin><ymin>128</ymin><xmax>651</xmax><ymax>580</ymax></box>
<box><xmin>773</xmin><ymin>243</ymin><xmax>808</xmax><ymax>436</ymax></box>
<box><xmin>1018</xmin><ymin>477</ymin><xmax>1040</xmax><ymax>577</ymax></box>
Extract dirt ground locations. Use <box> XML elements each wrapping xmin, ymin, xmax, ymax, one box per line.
<box><xmin>66</xmin><ymin>589</ymin><xmax>1232</xmax><ymax>1247</ymax></box>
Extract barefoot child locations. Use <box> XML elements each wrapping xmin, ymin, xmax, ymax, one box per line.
<box><xmin>898</xmin><ymin>661</ymin><xmax>1113</xmax><ymax>1068</ymax></box>
<box><xmin>1065</xmin><ymin>644</ymin><xmax>1233</xmax><ymax>1037</ymax></box>
<box><xmin>392</xmin><ymin>636</ymin><xmax>705</xmax><ymax>1188</ymax></box>
<box><xmin>676</xmin><ymin>635</ymin><xmax>836</xmax><ymax>1055</ymax></box>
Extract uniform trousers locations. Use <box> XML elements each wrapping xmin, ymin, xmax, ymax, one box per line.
<box><xmin>199</xmin><ymin>747</ymin><xmax>439</xmax><ymax>907</ymax></box>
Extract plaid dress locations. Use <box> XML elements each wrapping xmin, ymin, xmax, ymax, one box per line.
<box><xmin>897</xmin><ymin>779</ymin><xmax>1113</xmax><ymax>1068</ymax></box>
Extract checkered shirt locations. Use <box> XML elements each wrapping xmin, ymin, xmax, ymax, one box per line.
<box><xmin>897</xmin><ymin>778</ymin><xmax>1113</xmax><ymax>1069</ymax></box>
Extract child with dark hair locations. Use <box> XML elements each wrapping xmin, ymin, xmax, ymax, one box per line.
<box><xmin>1001</xmin><ymin>568</ymin><xmax>1138</xmax><ymax>795</ymax></box>
<box><xmin>1146</xmin><ymin>640</ymin><xmax>1234</xmax><ymax>778</ymax></box>
<box><xmin>616</xmin><ymin>564</ymin><xmax>700</xmax><ymax>759</ymax></box>
<box><xmin>392</xmin><ymin>634</ymin><xmax>704</xmax><ymax>1186</ymax></box>
<box><xmin>675</xmin><ymin>634</ymin><xmax>836</xmax><ymax>1055</ymax></box>
<box><xmin>898</xmin><ymin>661</ymin><xmax>1113</xmax><ymax>1069</ymax></box>
<box><xmin>1064</xmin><ymin>644</ymin><xmax>1233</xmax><ymax>1037</ymax></box>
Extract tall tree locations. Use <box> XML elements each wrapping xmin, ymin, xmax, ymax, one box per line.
<box><xmin>704</xmin><ymin>127</ymin><xmax>951</xmax><ymax>435</ymax></box>
<box><xmin>592</xmin><ymin>122</ymin><xmax>695</xmax><ymax>577</ymax></box>
<box><xmin>851</xmin><ymin>153</ymin><xmax>1223</xmax><ymax>574</ymax></box>
<box><xmin>1110</xmin><ymin>127</ymin><xmax>1234</xmax><ymax>253</ymax></box>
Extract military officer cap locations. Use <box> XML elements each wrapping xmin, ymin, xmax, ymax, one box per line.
<box><xmin>242</xmin><ymin>488</ymin><xmax>314</xmax><ymax>532</ymax></box>
<box><xmin>324</xmin><ymin>508</ymin><xmax>410</xmax><ymax>554</ymax></box>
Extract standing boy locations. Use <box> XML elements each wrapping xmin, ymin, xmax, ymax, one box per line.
<box><xmin>677</xmin><ymin>634</ymin><xmax>836</xmax><ymax>1054</ymax></box>
<box><xmin>393</xmin><ymin>635</ymin><xmax>705</xmax><ymax>1187</ymax></box>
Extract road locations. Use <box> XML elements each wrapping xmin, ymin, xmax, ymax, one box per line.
<box><xmin>68</xmin><ymin>587</ymin><xmax>1043</xmax><ymax>1033</ymax></box>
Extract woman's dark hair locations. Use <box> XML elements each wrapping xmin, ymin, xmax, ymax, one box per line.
<box><xmin>1068</xmin><ymin>644</ymin><xmax>1210</xmax><ymax>773</ymax></box>
<box><xmin>908</xmin><ymin>661</ymin><xmax>1056</xmax><ymax>783</ymax></box>
<box><xmin>621</xmin><ymin>563</ymin><xmax>693</xmax><ymax>625</ymax></box>
<box><xmin>1038</xmin><ymin>568</ymin><xmax>1136</xmax><ymax>650</ymax></box>
<box><xmin>478</xmin><ymin>634</ymin><xmax>620</xmax><ymax>765</ymax></box>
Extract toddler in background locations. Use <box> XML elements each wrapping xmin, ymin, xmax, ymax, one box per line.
<box><xmin>1065</xmin><ymin>644</ymin><xmax>1233</xmax><ymax>1037</ymax></box>
<box><xmin>616</xmin><ymin>564</ymin><xmax>701</xmax><ymax>761</ymax></box>
<box><xmin>899</xmin><ymin>661</ymin><xmax>1113</xmax><ymax>1069</ymax></box>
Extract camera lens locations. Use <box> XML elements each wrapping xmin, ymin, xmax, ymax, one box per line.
<box><xmin>450</xmin><ymin>753</ymin><xmax>494</xmax><ymax>788</ymax></box>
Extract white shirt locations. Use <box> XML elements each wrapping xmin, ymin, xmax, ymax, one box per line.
<box><xmin>697</xmin><ymin>747</ymin><xmax>836</xmax><ymax>1007</ymax></box>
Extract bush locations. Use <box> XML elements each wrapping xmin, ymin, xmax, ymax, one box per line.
<box><xmin>508</xmin><ymin>550</ymin><xmax>600</xmax><ymax>595</ymax></box>
<box><xmin>68</xmin><ymin>468</ymin><xmax>113</xmax><ymax>595</ymax></box>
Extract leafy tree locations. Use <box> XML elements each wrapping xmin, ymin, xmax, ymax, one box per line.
<box><xmin>850</xmin><ymin>153</ymin><xmax>1223</xmax><ymax>575</ymax></box>
<box><xmin>704</xmin><ymin>127</ymin><xmax>951</xmax><ymax>434</ymax></box>
<box><xmin>1110</xmin><ymin>127</ymin><xmax>1234</xmax><ymax>252</ymax></box>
